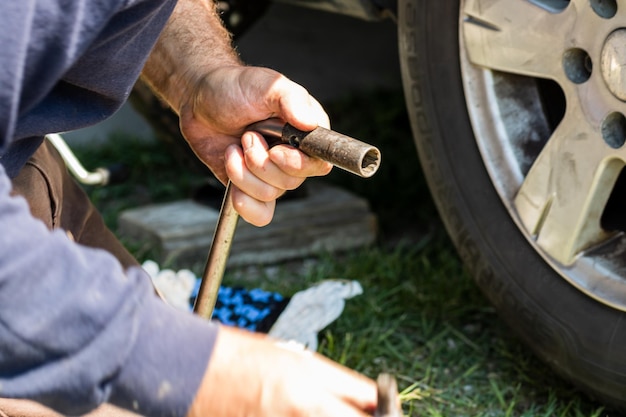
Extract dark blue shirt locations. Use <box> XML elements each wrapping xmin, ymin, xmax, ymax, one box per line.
<box><xmin>0</xmin><ymin>1</ymin><xmax>218</xmax><ymax>415</ymax></box>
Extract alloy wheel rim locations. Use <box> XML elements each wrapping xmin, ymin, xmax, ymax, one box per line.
<box><xmin>459</xmin><ymin>0</ymin><xmax>626</xmax><ymax>310</ymax></box>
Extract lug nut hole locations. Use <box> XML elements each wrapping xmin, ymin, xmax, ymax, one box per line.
<box><xmin>528</xmin><ymin>0</ymin><xmax>569</xmax><ymax>13</ymax></box>
<box><xmin>591</xmin><ymin>0</ymin><xmax>617</xmax><ymax>19</ymax></box>
<box><xmin>563</xmin><ymin>48</ymin><xmax>592</xmax><ymax>84</ymax></box>
<box><xmin>602</xmin><ymin>112</ymin><xmax>626</xmax><ymax>149</ymax></box>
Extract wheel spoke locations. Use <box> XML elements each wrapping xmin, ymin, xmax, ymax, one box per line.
<box><xmin>513</xmin><ymin>110</ymin><xmax>623</xmax><ymax>266</ymax></box>
<box><xmin>462</xmin><ymin>0</ymin><xmax>575</xmax><ymax>79</ymax></box>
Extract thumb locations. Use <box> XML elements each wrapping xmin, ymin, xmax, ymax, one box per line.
<box><xmin>270</xmin><ymin>76</ymin><xmax>331</xmax><ymax>131</ymax></box>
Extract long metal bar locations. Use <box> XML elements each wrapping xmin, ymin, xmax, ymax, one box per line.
<box><xmin>193</xmin><ymin>181</ymin><xmax>238</xmax><ymax>319</ymax></box>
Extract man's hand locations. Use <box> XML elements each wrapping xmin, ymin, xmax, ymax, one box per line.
<box><xmin>141</xmin><ymin>0</ymin><xmax>332</xmax><ymax>226</ymax></box>
<box><xmin>187</xmin><ymin>326</ymin><xmax>378</xmax><ymax>417</ymax></box>
<box><xmin>179</xmin><ymin>66</ymin><xmax>333</xmax><ymax>226</ymax></box>
<box><xmin>142</xmin><ymin>1</ymin><xmax>372</xmax><ymax>415</ymax></box>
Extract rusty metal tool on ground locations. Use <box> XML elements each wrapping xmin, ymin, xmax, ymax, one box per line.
<box><xmin>193</xmin><ymin>118</ymin><xmax>382</xmax><ymax>319</ymax></box>
<box><xmin>375</xmin><ymin>373</ymin><xmax>401</xmax><ymax>417</ymax></box>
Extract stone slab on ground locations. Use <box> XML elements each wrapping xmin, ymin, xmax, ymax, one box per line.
<box><xmin>118</xmin><ymin>181</ymin><xmax>377</xmax><ymax>269</ymax></box>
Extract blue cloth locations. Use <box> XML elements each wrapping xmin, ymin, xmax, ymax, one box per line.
<box><xmin>0</xmin><ymin>1</ymin><xmax>219</xmax><ymax>416</ymax></box>
<box><xmin>190</xmin><ymin>282</ymin><xmax>288</xmax><ymax>332</ymax></box>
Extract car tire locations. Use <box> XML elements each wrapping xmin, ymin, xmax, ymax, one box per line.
<box><xmin>397</xmin><ymin>0</ymin><xmax>626</xmax><ymax>411</ymax></box>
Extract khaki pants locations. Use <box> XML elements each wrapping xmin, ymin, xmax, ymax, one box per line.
<box><xmin>3</xmin><ymin>140</ymin><xmax>143</xmax><ymax>416</ymax></box>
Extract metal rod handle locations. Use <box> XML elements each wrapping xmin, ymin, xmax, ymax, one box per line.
<box><xmin>193</xmin><ymin>181</ymin><xmax>239</xmax><ymax>319</ymax></box>
<box><xmin>193</xmin><ymin>121</ymin><xmax>381</xmax><ymax>320</ymax></box>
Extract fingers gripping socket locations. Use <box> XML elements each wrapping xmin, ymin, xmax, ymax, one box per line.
<box><xmin>248</xmin><ymin>119</ymin><xmax>381</xmax><ymax>178</ymax></box>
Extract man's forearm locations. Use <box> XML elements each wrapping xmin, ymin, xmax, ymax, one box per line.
<box><xmin>141</xmin><ymin>0</ymin><xmax>242</xmax><ymax>113</ymax></box>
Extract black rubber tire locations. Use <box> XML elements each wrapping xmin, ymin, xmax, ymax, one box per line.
<box><xmin>397</xmin><ymin>0</ymin><xmax>626</xmax><ymax>411</ymax></box>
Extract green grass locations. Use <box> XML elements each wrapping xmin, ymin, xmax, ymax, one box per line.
<box><xmin>74</xmin><ymin>89</ymin><xmax>608</xmax><ymax>416</ymax></box>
